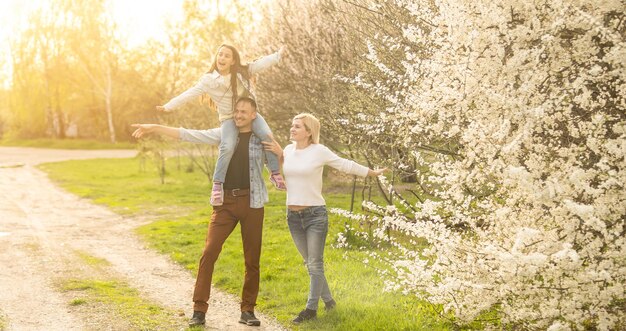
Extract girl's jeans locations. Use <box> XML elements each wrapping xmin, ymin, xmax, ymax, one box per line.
<box><xmin>287</xmin><ymin>205</ymin><xmax>333</xmax><ymax>310</ymax></box>
<box><xmin>214</xmin><ymin>113</ymin><xmax>279</xmax><ymax>182</ymax></box>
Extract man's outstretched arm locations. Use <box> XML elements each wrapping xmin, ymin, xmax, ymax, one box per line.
<box><xmin>132</xmin><ymin>124</ymin><xmax>221</xmax><ymax>145</ymax></box>
<box><xmin>131</xmin><ymin>124</ymin><xmax>180</xmax><ymax>139</ymax></box>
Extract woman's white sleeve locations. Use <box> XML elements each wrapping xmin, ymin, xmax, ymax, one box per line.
<box><xmin>321</xmin><ymin>146</ymin><xmax>369</xmax><ymax>177</ymax></box>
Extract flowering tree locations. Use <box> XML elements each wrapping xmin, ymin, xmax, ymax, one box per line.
<box><xmin>334</xmin><ymin>0</ymin><xmax>625</xmax><ymax>329</ymax></box>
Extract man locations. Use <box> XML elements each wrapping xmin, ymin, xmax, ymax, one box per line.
<box><xmin>132</xmin><ymin>97</ymin><xmax>269</xmax><ymax>327</ymax></box>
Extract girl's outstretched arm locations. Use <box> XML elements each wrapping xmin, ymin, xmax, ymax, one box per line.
<box><xmin>160</xmin><ymin>77</ymin><xmax>211</xmax><ymax>111</ymax></box>
<box><xmin>248</xmin><ymin>46</ymin><xmax>285</xmax><ymax>74</ymax></box>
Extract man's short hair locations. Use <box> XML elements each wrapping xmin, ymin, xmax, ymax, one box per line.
<box><xmin>236</xmin><ymin>96</ymin><xmax>257</xmax><ymax>110</ymax></box>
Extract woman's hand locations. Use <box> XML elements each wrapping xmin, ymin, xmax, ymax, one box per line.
<box><xmin>131</xmin><ymin>124</ymin><xmax>157</xmax><ymax>139</ymax></box>
<box><xmin>262</xmin><ymin>136</ymin><xmax>283</xmax><ymax>158</ymax></box>
<box><xmin>368</xmin><ymin>168</ymin><xmax>388</xmax><ymax>177</ymax></box>
<box><xmin>278</xmin><ymin>46</ymin><xmax>286</xmax><ymax>58</ymax></box>
<box><xmin>156</xmin><ymin>105</ymin><xmax>167</xmax><ymax>112</ymax></box>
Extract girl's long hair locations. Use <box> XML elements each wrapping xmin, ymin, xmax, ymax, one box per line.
<box><xmin>207</xmin><ymin>44</ymin><xmax>251</xmax><ymax>112</ymax></box>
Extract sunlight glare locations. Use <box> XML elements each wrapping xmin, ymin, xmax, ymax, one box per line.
<box><xmin>109</xmin><ymin>0</ymin><xmax>184</xmax><ymax>47</ymax></box>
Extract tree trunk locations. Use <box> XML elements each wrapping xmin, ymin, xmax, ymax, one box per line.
<box><xmin>55</xmin><ymin>85</ymin><xmax>66</xmax><ymax>139</ymax></box>
<box><xmin>104</xmin><ymin>64</ymin><xmax>116</xmax><ymax>143</ymax></box>
<box><xmin>105</xmin><ymin>97</ymin><xmax>115</xmax><ymax>143</ymax></box>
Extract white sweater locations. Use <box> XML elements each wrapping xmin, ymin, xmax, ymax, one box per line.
<box><xmin>283</xmin><ymin>143</ymin><xmax>369</xmax><ymax>206</ymax></box>
<box><xmin>163</xmin><ymin>51</ymin><xmax>281</xmax><ymax>121</ymax></box>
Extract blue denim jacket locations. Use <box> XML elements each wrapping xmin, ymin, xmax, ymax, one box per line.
<box><xmin>179</xmin><ymin>127</ymin><xmax>269</xmax><ymax>208</ymax></box>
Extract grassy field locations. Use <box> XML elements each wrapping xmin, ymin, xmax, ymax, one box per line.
<box><xmin>40</xmin><ymin>156</ymin><xmax>453</xmax><ymax>330</ymax></box>
<box><xmin>59</xmin><ymin>249</ymin><xmax>184</xmax><ymax>330</ymax></box>
<box><xmin>0</xmin><ymin>138</ymin><xmax>135</xmax><ymax>149</ymax></box>
<box><xmin>61</xmin><ymin>278</ymin><xmax>182</xmax><ymax>330</ymax></box>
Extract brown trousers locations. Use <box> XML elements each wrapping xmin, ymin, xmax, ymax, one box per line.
<box><xmin>192</xmin><ymin>193</ymin><xmax>264</xmax><ymax>313</ymax></box>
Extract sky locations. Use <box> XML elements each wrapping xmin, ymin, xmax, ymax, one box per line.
<box><xmin>108</xmin><ymin>0</ymin><xmax>185</xmax><ymax>47</ymax></box>
<box><xmin>0</xmin><ymin>0</ymin><xmax>269</xmax><ymax>88</ymax></box>
<box><xmin>0</xmin><ymin>0</ymin><xmax>185</xmax><ymax>46</ymax></box>
<box><xmin>0</xmin><ymin>0</ymin><xmax>185</xmax><ymax>88</ymax></box>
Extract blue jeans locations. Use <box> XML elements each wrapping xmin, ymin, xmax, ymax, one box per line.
<box><xmin>214</xmin><ymin>113</ymin><xmax>279</xmax><ymax>182</ymax></box>
<box><xmin>287</xmin><ymin>205</ymin><xmax>333</xmax><ymax>310</ymax></box>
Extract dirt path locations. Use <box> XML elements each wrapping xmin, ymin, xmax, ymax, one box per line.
<box><xmin>0</xmin><ymin>147</ymin><xmax>285</xmax><ymax>330</ymax></box>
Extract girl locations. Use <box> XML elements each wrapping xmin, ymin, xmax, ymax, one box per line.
<box><xmin>158</xmin><ymin>44</ymin><xmax>285</xmax><ymax>206</ymax></box>
<box><xmin>263</xmin><ymin>113</ymin><xmax>386</xmax><ymax>323</ymax></box>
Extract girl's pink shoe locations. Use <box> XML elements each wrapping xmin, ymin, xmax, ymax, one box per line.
<box><xmin>269</xmin><ymin>172</ymin><xmax>286</xmax><ymax>191</ymax></box>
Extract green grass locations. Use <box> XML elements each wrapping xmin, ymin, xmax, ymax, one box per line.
<box><xmin>42</xmin><ymin>157</ymin><xmax>453</xmax><ymax>330</ymax></box>
<box><xmin>39</xmin><ymin>157</ymin><xmax>208</xmax><ymax>216</ymax></box>
<box><xmin>60</xmin><ymin>279</ymin><xmax>181</xmax><ymax>329</ymax></box>
<box><xmin>69</xmin><ymin>298</ymin><xmax>88</xmax><ymax>306</ymax></box>
<box><xmin>0</xmin><ymin>138</ymin><xmax>135</xmax><ymax>149</ymax></box>
<box><xmin>74</xmin><ymin>250</ymin><xmax>111</xmax><ymax>267</ymax></box>
<box><xmin>0</xmin><ymin>311</ymin><xmax>5</xmax><ymax>331</ymax></box>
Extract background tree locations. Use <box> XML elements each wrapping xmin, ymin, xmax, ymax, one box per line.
<box><xmin>6</xmin><ymin>10</ymin><xmax>51</xmax><ymax>138</ymax></box>
<box><xmin>254</xmin><ymin>0</ymin><xmax>425</xmax><ymax>189</ymax></box>
<box><xmin>330</xmin><ymin>0</ymin><xmax>625</xmax><ymax>329</ymax></box>
<box><xmin>4</xmin><ymin>0</ymin><xmax>131</xmax><ymax>142</ymax></box>
<box><xmin>63</xmin><ymin>0</ymin><xmax>123</xmax><ymax>143</ymax></box>
<box><xmin>32</xmin><ymin>4</ymin><xmax>72</xmax><ymax>138</ymax></box>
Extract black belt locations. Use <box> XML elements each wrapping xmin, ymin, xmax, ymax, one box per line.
<box><xmin>224</xmin><ymin>188</ymin><xmax>250</xmax><ymax>197</ymax></box>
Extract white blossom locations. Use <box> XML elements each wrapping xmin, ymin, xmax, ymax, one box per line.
<box><xmin>332</xmin><ymin>0</ymin><xmax>625</xmax><ymax>329</ymax></box>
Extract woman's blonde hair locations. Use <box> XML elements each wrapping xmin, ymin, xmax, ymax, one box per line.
<box><xmin>294</xmin><ymin>113</ymin><xmax>320</xmax><ymax>144</ymax></box>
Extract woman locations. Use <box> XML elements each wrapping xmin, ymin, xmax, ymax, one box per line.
<box><xmin>263</xmin><ymin>113</ymin><xmax>386</xmax><ymax>323</ymax></box>
<box><xmin>158</xmin><ymin>44</ymin><xmax>286</xmax><ymax>206</ymax></box>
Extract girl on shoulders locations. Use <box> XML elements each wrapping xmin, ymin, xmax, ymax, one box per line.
<box><xmin>158</xmin><ymin>44</ymin><xmax>286</xmax><ymax>206</ymax></box>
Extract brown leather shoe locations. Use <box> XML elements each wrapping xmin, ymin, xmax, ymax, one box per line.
<box><xmin>188</xmin><ymin>311</ymin><xmax>205</xmax><ymax>327</ymax></box>
<box><xmin>239</xmin><ymin>311</ymin><xmax>261</xmax><ymax>326</ymax></box>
